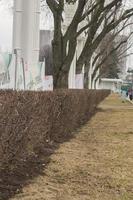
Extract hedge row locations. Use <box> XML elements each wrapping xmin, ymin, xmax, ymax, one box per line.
<box><xmin>0</xmin><ymin>89</ymin><xmax>110</xmax><ymax>169</ymax></box>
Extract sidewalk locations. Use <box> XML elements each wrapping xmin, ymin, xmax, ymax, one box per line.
<box><xmin>11</xmin><ymin>94</ymin><xmax>133</xmax><ymax>200</ymax></box>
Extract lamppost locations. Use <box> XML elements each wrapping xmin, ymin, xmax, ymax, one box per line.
<box><xmin>127</xmin><ymin>68</ymin><xmax>133</xmax><ymax>90</ymax></box>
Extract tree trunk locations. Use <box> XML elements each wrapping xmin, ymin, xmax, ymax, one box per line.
<box><xmin>94</xmin><ymin>79</ymin><xmax>97</xmax><ymax>89</ymax></box>
<box><xmin>84</xmin><ymin>71</ymin><xmax>89</xmax><ymax>89</ymax></box>
<box><xmin>54</xmin><ymin>70</ymin><xmax>69</xmax><ymax>88</ymax></box>
<box><xmin>52</xmin><ymin>12</ymin><xmax>64</xmax><ymax>89</ymax></box>
<box><xmin>84</xmin><ymin>63</ymin><xmax>90</xmax><ymax>89</ymax></box>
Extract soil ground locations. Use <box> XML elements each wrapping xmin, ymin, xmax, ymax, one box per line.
<box><xmin>10</xmin><ymin>94</ymin><xmax>133</xmax><ymax>200</ymax></box>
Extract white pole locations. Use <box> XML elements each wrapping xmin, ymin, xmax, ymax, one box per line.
<box><xmin>12</xmin><ymin>0</ymin><xmax>23</xmax><ymax>57</ymax></box>
<box><xmin>13</xmin><ymin>0</ymin><xmax>40</xmax><ymax>68</ymax></box>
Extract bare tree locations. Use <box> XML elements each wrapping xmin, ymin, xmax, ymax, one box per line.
<box><xmin>91</xmin><ymin>31</ymin><xmax>133</xmax><ymax>89</ymax></box>
<box><xmin>42</xmin><ymin>0</ymin><xmax>133</xmax><ymax>88</ymax></box>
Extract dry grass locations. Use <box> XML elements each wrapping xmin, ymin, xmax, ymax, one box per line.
<box><xmin>11</xmin><ymin>94</ymin><xmax>133</xmax><ymax>200</ymax></box>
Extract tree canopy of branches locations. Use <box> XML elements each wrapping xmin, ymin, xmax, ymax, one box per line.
<box><xmin>43</xmin><ymin>0</ymin><xmax>133</xmax><ymax>88</ymax></box>
<box><xmin>98</xmin><ymin>35</ymin><xmax>121</xmax><ymax>79</ymax></box>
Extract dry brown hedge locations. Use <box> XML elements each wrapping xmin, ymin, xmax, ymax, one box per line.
<box><xmin>0</xmin><ymin>89</ymin><xmax>110</xmax><ymax>169</ymax></box>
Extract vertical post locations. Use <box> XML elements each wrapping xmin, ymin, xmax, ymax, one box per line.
<box><xmin>13</xmin><ymin>0</ymin><xmax>23</xmax><ymax>58</ymax></box>
<box><xmin>13</xmin><ymin>0</ymin><xmax>40</xmax><ymax>72</ymax></box>
<box><xmin>21</xmin><ymin>58</ymin><xmax>26</xmax><ymax>90</ymax></box>
<box><xmin>14</xmin><ymin>49</ymin><xmax>18</xmax><ymax>90</ymax></box>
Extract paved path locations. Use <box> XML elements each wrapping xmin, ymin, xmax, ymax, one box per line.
<box><xmin>11</xmin><ymin>94</ymin><xmax>133</xmax><ymax>200</ymax></box>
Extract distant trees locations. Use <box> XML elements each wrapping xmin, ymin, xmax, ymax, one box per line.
<box><xmin>42</xmin><ymin>0</ymin><xmax>133</xmax><ymax>88</ymax></box>
<box><xmin>91</xmin><ymin>29</ymin><xmax>133</xmax><ymax>88</ymax></box>
<box><xmin>90</xmin><ymin>34</ymin><xmax>120</xmax><ymax>88</ymax></box>
<box><xmin>99</xmin><ymin>47</ymin><xmax>120</xmax><ymax>79</ymax></box>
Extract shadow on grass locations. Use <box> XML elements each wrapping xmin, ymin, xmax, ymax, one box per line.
<box><xmin>0</xmin><ymin>109</ymin><xmax>100</xmax><ymax>200</ymax></box>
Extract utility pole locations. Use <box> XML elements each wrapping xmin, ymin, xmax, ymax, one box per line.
<box><xmin>127</xmin><ymin>68</ymin><xmax>133</xmax><ymax>90</ymax></box>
